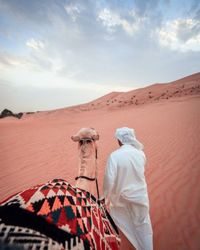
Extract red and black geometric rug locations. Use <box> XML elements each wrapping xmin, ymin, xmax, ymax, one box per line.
<box><xmin>0</xmin><ymin>179</ymin><xmax>120</xmax><ymax>250</ymax></box>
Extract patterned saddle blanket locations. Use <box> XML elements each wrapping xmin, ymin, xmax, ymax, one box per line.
<box><xmin>0</xmin><ymin>179</ymin><xmax>120</xmax><ymax>250</ymax></box>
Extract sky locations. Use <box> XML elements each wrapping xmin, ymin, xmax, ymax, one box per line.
<box><xmin>0</xmin><ymin>0</ymin><xmax>200</xmax><ymax>112</ymax></box>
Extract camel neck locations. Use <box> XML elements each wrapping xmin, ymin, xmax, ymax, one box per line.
<box><xmin>76</xmin><ymin>141</ymin><xmax>98</xmax><ymax>196</ymax></box>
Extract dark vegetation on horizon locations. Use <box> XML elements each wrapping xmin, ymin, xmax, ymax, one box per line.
<box><xmin>0</xmin><ymin>109</ymin><xmax>23</xmax><ymax>119</ymax></box>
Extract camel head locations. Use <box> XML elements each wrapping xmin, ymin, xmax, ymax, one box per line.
<box><xmin>71</xmin><ymin>127</ymin><xmax>99</xmax><ymax>142</ymax></box>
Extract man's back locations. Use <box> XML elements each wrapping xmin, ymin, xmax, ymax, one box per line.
<box><xmin>103</xmin><ymin>127</ymin><xmax>153</xmax><ymax>250</ymax></box>
<box><xmin>104</xmin><ymin>144</ymin><xmax>149</xmax><ymax>208</ymax></box>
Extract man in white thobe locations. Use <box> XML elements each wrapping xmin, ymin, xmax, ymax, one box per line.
<box><xmin>103</xmin><ymin>127</ymin><xmax>153</xmax><ymax>250</ymax></box>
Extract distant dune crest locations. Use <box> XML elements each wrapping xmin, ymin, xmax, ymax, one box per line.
<box><xmin>1</xmin><ymin>72</ymin><xmax>200</xmax><ymax>117</ymax></box>
<box><xmin>78</xmin><ymin>72</ymin><xmax>200</xmax><ymax>111</ymax></box>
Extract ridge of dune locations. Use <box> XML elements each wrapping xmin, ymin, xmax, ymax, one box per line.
<box><xmin>34</xmin><ymin>72</ymin><xmax>199</xmax><ymax>115</ymax></box>
<box><xmin>88</xmin><ymin>91</ymin><xmax>123</xmax><ymax>104</ymax></box>
<box><xmin>169</xmin><ymin>72</ymin><xmax>200</xmax><ymax>84</ymax></box>
<box><xmin>2</xmin><ymin>72</ymin><xmax>199</xmax><ymax>118</ymax></box>
<box><xmin>24</xmin><ymin>72</ymin><xmax>200</xmax><ymax>118</ymax></box>
<box><xmin>83</xmin><ymin>72</ymin><xmax>200</xmax><ymax>110</ymax></box>
<box><xmin>68</xmin><ymin>91</ymin><xmax>123</xmax><ymax>112</ymax></box>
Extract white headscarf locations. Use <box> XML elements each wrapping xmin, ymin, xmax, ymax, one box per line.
<box><xmin>115</xmin><ymin>127</ymin><xmax>144</xmax><ymax>150</ymax></box>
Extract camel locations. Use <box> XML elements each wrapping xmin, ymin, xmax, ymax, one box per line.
<box><xmin>71</xmin><ymin>127</ymin><xmax>99</xmax><ymax>197</ymax></box>
<box><xmin>0</xmin><ymin>128</ymin><xmax>120</xmax><ymax>250</ymax></box>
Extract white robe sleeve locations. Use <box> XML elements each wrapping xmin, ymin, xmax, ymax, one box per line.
<box><xmin>103</xmin><ymin>154</ymin><xmax>117</xmax><ymax>201</ymax></box>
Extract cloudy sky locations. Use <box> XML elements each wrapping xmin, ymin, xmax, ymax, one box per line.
<box><xmin>0</xmin><ymin>0</ymin><xmax>200</xmax><ymax>112</ymax></box>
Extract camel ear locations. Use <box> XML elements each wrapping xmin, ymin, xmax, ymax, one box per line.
<box><xmin>71</xmin><ymin>135</ymin><xmax>80</xmax><ymax>142</ymax></box>
<box><xmin>92</xmin><ymin>134</ymin><xmax>99</xmax><ymax>140</ymax></box>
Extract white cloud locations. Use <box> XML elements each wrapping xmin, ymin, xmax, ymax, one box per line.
<box><xmin>64</xmin><ymin>3</ymin><xmax>83</xmax><ymax>22</ymax></box>
<box><xmin>0</xmin><ymin>52</ymin><xmax>32</xmax><ymax>70</ymax></box>
<box><xmin>156</xmin><ymin>18</ymin><xmax>200</xmax><ymax>52</ymax></box>
<box><xmin>0</xmin><ymin>50</ymin><xmax>54</xmax><ymax>75</ymax></box>
<box><xmin>98</xmin><ymin>8</ymin><xmax>141</xmax><ymax>36</ymax></box>
<box><xmin>26</xmin><ymin>38</ymin><xmax>45</xmax><ymax>50</ymax></box>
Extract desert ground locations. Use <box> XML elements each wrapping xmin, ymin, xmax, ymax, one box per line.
<box><xmin>0</xmin><ymin>73</ymin><xmax>200</xmax><ymax>250</ymax></box>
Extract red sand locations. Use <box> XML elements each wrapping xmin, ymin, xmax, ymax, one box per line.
<box><xmin>0</xmin><ymin>73</ymin><xmax>200</xmax><ymax>250</ymax></box>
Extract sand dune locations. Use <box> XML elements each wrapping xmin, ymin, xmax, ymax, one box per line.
<box><xmin>0</xmin><ymin>73</ymin><xmax>200</xmax><ymax>250</ymax></box>
<box><xmin>64</xmin><ymin>72</ymin><xmax>200</xmax><ymax>111</ymax></box>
